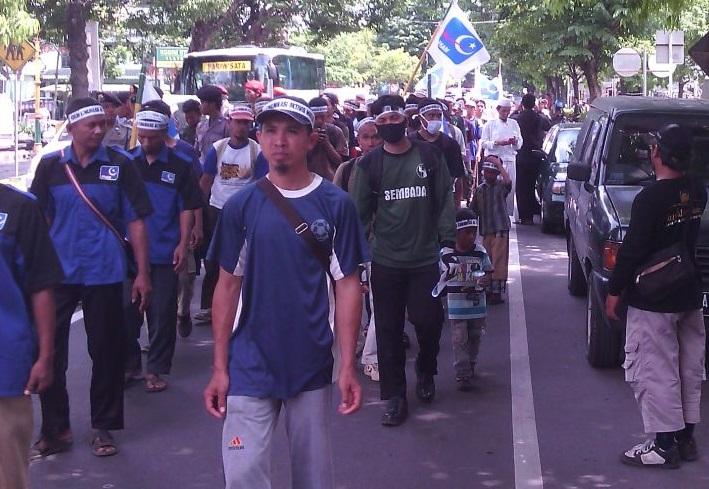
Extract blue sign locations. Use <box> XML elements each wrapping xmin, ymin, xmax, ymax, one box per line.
<box><xmin>437</xmin><ymin>17</ymin><xmax>484</xmax><ymax>65</ymax></box>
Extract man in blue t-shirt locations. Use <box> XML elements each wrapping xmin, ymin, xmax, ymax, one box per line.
<box><xmin>203</xmin><ymin>97</ymin><xmax>370</xmax><ymax>489</ymax></box>
<box><xmin>0</xmin><ymin>184</ymin><xmax>64</xmax><ymax>489</ymax></box>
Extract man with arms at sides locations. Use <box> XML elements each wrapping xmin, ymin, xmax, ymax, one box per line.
<box><xmin>204</xmin><ymin>97</ymin><xmax>370</xmax><ymax>489</ymax></box>
<box><xmin>30</xmin><ymin>97</ymin><xmax>152</xmax><ymax>457</ymax></box>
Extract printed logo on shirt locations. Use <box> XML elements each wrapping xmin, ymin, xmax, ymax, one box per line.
<box><xmin>383</xmin><ymin>186</ymin><xmax>427</xmax><ymax>201</ymax></box>
<box><xmin>220</xmin><ymin>162</ymin><xmax>241</xmax><ymax>180</ymax></box>
<box><xmin>227</xmin><ymin>436</ymin><xmax>245</xmax><ymax>451</ymax></box>
<box><xmin>310</xmin><ymin>219</ymin><xmax>331</xmax><ymax>242</ymax></box>
<box><xmin>416</xmin><ymin>163</ymin><xmax>428</xmax><ymax>179</ymax></box>
<box><xmin>161</xmin><ymin>171</ymin><xmax>176</xmax><ymax>184</ymax></box>
<box><xmin>0</xmin><ymin>212</ymin><xmax>7</xmax><ymax>231</ymax></box>
<box><xmin>99</xmin><ymin>165</ymin><xmax>120</xmax><ymax>181</ymax></box>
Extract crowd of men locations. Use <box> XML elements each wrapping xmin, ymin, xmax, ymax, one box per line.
<box><xmin>1</xmin><ymin>77</ymin><xmax>703</xmax><ymax>489</ymax></box>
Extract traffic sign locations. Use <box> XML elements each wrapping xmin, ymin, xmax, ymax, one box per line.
<box><xmin>655</xmin><ymin>30</ymin><xmax>684</xmax><ymax>65</ymax></box>
<box><xmin>156</xmin><ymin>47</ymin><xmax>188</xmax><ymax>69</ymax></box>
<box><xmin>0</xmin><ymin>41</ymin><xmax>36</xmax><ymax>72</ymax></box>
<box><xmin>612</xmin><ymin>48</ymin><xmax>641</xmax><ymax>77</ymax></box>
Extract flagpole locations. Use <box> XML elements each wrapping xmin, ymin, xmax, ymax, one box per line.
<box><xmin>129</xmin><ymin>64</ymin><xmax>148</xmax><ymax>149</ymax></box>
<box><xmin>404</xmin><ymin>0</ymin><xmax>458</xmax><ymax>94</ymax></box>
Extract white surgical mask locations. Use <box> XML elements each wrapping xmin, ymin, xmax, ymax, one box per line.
<box><xmin>425</xmin><ymin>119</ymin><xmax>442</xmax><ymax>134</ymax></box>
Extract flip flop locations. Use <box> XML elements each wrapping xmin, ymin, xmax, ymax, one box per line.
<box><xmin>30</xmin><ymin>435</ymin><xmax>73</xmax><ymax>460</ymax></box>
<box><xmin>144</xmin><ymin>375</ymin><xmax>168</xmax><ymax>393</ymax></box>
<box><xmin>90</xmin><ymin>430</ymin><xmax>118</xmax><ymax>457</ymax></box>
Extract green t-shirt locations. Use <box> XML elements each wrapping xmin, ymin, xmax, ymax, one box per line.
<box><xmin>352</xmin><ymin>143</ymin><xmax>456</xmax><ymax>268</ymax></box>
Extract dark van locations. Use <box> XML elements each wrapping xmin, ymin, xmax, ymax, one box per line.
<box><xmin>564</xmin><ymin>96</ymin><xmax>709</xmax><ymax>368</ymax></box>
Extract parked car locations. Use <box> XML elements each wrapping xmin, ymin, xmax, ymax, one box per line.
<box><xmin>564</xmin><ymin>96</ymin><xmax>709</xmax><ymax>368</ymax></box>
<box><xmin>535</xmin><ymin>123</ymin><xmax>581</xmax><ymax>233</ymax></box>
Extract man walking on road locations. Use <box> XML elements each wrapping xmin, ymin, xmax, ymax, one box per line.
<box><xmin>124</xmin><ymin>107</ymin><xmax>203</xmax><ymax>393</ymax></box>
<box><xmin>30</xmin><ymin>97</ymin><xmax>153</xmax><ymax>458</ymax></box>
<box><xmin>606</xmin><ymin>124</ymin><xmax>707</xmax><ymax>469</ymax></box>
<box><xmin>352</xmin><ymin>95</ymin><xmax>456</xmax><ymax>426</ymax></box>
<box><xmin>480</xmin><ymin>99</ymin><xmax>522</xmax><ymax>218</ymax></box>
<box><xmin>0</xmin><ymin>183</ymin><xmax>64</xmax><ymax>489</ymax></box>
<box><xmin>512</xmin><ymin>93</ymin><xmax>551</xmax><ymax>224</ymax></box>
<box><xmin>203</xmin><ymin>97</ymin><xmax>369</xmax><ymax>489</ymax></box>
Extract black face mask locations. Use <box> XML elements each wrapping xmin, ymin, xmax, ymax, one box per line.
<box><xmin>376</xmin><ymin>121</ymin><xmax>407</xmax><ymax>143</ymax></box>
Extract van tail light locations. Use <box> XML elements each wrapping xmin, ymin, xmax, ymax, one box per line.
<box><xmin>603</xmin><ymin>241</ymin><xmax>621</xmax><ymax>271</ymax></box>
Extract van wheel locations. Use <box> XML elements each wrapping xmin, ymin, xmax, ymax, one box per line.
<box><xmin>567</xmin><ymin>234</ymin><xmax>587</xmax><ymax>296</ymax></box>
<box><xmin>586</xmin><ymin>279</ymin><xmax>622</xmax><ymax>368</ymax></box>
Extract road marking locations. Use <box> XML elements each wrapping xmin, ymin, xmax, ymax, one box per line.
<box><xmin>508</xmin><ymin>225</ymin><xmax>544</xmax><ymax>489</ymax></box>
<box><xmin>71</xmin><ymin>310</ymin><xmax>84</xmax><ymax>324</ymax></box>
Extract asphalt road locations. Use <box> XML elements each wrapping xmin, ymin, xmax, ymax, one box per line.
<box><xmin>29</xmin><ymin>224</ymin><xmax>709</xmax><ymax>489</ymax></box>
<box><xmin>0</xmin><ymin>149</ymin><xmax>31</xmax><ymax>180</ymax></box>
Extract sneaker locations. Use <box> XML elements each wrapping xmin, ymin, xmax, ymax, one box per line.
<box><xmin>364</xmin><ymin>363</ymin><xmax>380</xmax><ymax>382</ymax></box>
<box><xmin>456</xmin><ymin>377</ymin><xmax>473</xmax><ymax>392</ymax></box>
<box><xmin>194</xmin><ymin>309</ymin><xmax>212</xmax><ymax>323</ymax></box>
<box><xmin>177</xmin><ymin>315</ymin><xmax>193</xmax><ymax>338</ymax></box>
<box><xmin>620</xmin><ymin>439</ymin><xmax>680</xmax><ymax>469</ymax></box>
<box><xmin>677</xmin><ymin>437</ymin><xmax>698</xmax><ymax>462</ymax></box>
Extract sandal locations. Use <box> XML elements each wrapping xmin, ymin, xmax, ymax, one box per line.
<box><xmin>30</xmin><ymin>433</ymin><xmax>73</xmax><ymax>460</ymax></box>
<box><xmin>90</xmin><ymin>430</ymin><xmax>118</xmax><ymax>457</ymax></box>
<box><xmin>144</xmin><ymin>374</ymin><xmax>168</xmax><ymax>393</ymax></box>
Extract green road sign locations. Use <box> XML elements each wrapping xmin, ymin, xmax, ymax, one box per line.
<box><xmin>156</xmin><ymin>47</ymin><xmax>188</xmax><ymax>69</ymax></box>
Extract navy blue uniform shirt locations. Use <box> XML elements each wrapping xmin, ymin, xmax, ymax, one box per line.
<box><xmin>0</xmin><ymin>184</ymin><xmax>64</xmax><ymax>397</ymax></box>
<box><xmin>30</xmin><ymin>144</ymin><xmax>152</xmax><ymax>285</ymax></box>
<box><xmin>131</xmin><ymin>144</ymin><xmax>204</xmax><ymax>265</ymax></box>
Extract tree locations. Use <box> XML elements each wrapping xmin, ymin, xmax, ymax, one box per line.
<box><xmin>0</xmin><ymin>0</ymin><xmax>39</xmax><ymax>45</ymax></box>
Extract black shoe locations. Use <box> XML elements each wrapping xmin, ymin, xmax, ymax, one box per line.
<box><xmin>177</xmin><ymin>315</ymin><xmax>193</xmax><ymax>338</ymax></box>
<box><xmin>402</xmin><ymin>332</ymin><xmax>410</xmax><ymax>349</ymax></box>
<box><xmin>456</xmin><ymin>377</ymin><xmax>473</xmax><ymax>392</ymax></box>
<box><xmin>416</xmin><ymin>373</ymin><xmax>435</xmax><ymax>403</ymax></box>
<box><xmin>381</xmin><ymin>397</ymin><xmax>408</xmax><ymax>427</ymax></box>
<box><xmin>677</xmin><ymin>437</ymin><xmax>698</xmax><ymax>462</ymax></box>
<box><xmin>620</xmin><ymin>439</ymin><xmax>680</xmax><ymax>469</ymax></box>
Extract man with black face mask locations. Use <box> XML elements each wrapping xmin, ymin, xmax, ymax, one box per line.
<box><xmin>352</xmin><ymin>95</ymin><xmax>456</xmax><ymax>427</ymax></box>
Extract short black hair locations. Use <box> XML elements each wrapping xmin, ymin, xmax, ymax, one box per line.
<box><xmin>455</xmin><ymin>207</ymin><xmax>478</xmax><ymax>225</ymax></box>
<box><xmin>97</xmin><ymin>92</ymin><xmax>121</xmax><ymax>107</ymax></box>
<box><xmin>66</xmin><ymin>96</ymin><xmax>101</xmax><ymax>116</ymax></box>
<box><xmin>117</xmin><ymin>92</ymin><xmax>131</xmax><ymax>104</ymax></box>
<box><xmin>522</xmin><ymin>93</ymin><xmax>536</xmax><ymax>110</ymax></box>
<box><xmin>196</xmin><ymin>85</ymin><xmax>223</xmax><ymax>106</ymax></box>
<box><xmin>308</xmin><ymin>96</ymin><xmax>329</xmax><ymax>109</ymax></box>
<box><xmin>656</xmin><ymin>124</ymin><xmax>693</xmax><ymax>171</ymax></box>
<box><xmin>369</xmin><ymin>95</ymin><xmax>405</xmax><ymax>116</ymax></box>
<box><xmin>182</xmin><ymin>99</ymin><xmax>201</xmax><ymax>114</ymax></box>
<box><xmin>141</xmin><ymin>99</ymin><xmax>171</xmax><ymax>117</ymax></box>
<box><xmin>322</xmin><ymin>92</ymin><xmax>339</xmax><ymax>106</ymax></box>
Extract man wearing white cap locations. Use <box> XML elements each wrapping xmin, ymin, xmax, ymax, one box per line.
<box><xmin>204</xmin><ymin>96</ymin><xmax>369</xmax><ymax>489</ymax></box>
<box><xmin>480</xmin><ymin>98</ymin><xmax>523</xmax><ymax>217</ymax></box>
<box><xmin>195</xmin><ymin>105</ymin><xmax>261</xmax><ymax>324</ymax></box>
<box><xmin>124</xmin><ymin>107</ymin><xmax>203</xmax><ymax>393</ymax></box>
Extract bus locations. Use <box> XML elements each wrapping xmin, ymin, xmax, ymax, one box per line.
<box><xmin>179</xmin><ymin>46</ymin><xmax>325</xmax><ymax>102</ymax></box>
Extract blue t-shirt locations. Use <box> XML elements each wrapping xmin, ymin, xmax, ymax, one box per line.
<box><xmin>0</xmin><ymin>184</ymin><xmax>64</xmax><ymax>397</ymax></box>
<box><xmin>252</xmin><ymin>152</ymin><xmax>269</xmax><ymax>180</ymax></box>
<box><xmin>173</xmin><ymin>139</ymin><xmax>203</xmax><ymax>177</ymax></box>
<box><xmin>210</xmin><ymin>174</ymin><xmax>370</xmax><ymax>399</ymax></box>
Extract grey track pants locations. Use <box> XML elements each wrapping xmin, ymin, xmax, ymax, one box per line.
<box><xmin>222</xmin><ymin>385</ymin><xmax>334</xmax><ymax>489</ymax></box>
<box><xmin>624</xmin><ymin>306</ymin><xmax>706</xmax><ymax>434</ymax></box>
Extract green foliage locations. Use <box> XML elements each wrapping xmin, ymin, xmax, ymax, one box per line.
<box><xmin>102</xmin><ymin>43</ymin><xmax>131</xmax><ymax>79</ymax></box>
<box><xmin>0</xmin><ymin>0</ymin><xmax>39</xmax><ymax>45</ymax></box>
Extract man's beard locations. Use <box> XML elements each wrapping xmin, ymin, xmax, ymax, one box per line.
<box><xmin>273</xmin><ymin>162</ymin><xmax>290</xmax><ymax>174</ymax></box>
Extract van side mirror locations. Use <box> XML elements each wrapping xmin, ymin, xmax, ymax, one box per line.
<box><xmin>567</xmin><ymin>163</ymin><xmax>591</xmax><ymax>182</ymax></box>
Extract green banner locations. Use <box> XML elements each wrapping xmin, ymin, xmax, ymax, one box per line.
<box><xmin>155</xmin><ymin>47</ymin><xmax>188</xmax><ymax>69</ymax></box>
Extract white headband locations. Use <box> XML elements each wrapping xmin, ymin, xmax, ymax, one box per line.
<box><xmin>419</xmin><ymin>104</ymin><xmax>443</xmax><ymax>116</ymax></box>
<box><xmin>374</xmin><ymin>105</ymin><xmax>405</xmax><ymax>123</ymax></box>
<box><xmin>456</xmin><ymin>219</ymin><xmax>479</xmax><ymax>230</ymax></box>
<box><xmin>405</xmin><ymin>104</ymin><xmax>419</xmax><ymax>112</ymax></box>
<box><xmin>355</xmin><ymin>117</ymin><xmax>375</xmax><ymax>133</ymax></box>
<box><xmin>254</xmin><ymin>100</ymin><xmax>271</xmax><ymax>114</ymax></box>
<box><xmin>136</xmin><ymin>110</ymin><xmax>170</xmax><ymax>130</ymax></box>
<box><xmin>260</xmin><ymin>99</ymin><xmax>315</xmax><ymax>126</ymax></box>
<box><xmin>67</xmin><ymin>105</ymin><xmax>105</xmax><ymax>124</ymax></box>
<box><xmin>310</xmin><ymin>105</ymin><xmax>328</xmax><ymax>114</ymax></box>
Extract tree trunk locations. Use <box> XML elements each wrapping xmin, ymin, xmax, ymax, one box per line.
<box><xmin>568</xmin><ymin>65</ymin><xmax>580</xmax><ymax>102</ymax></box>
<box><xmin>66</xmin><ymin>0</ymin><xmax>90</xmax><ymax>99</ymax></box>
<box><xmin>189</xmin><ymin>21</ymin><xmax>215</xmax><ymax>52</ymax></box>
<box><xmin>678</xmin><ymin>79</ymin><xmax>686</xmax><ymax>99</ymax></box>
<box><xmin>580</xmin><ymin>57</ymin><xmax>601</xmax><ymax>102</ymax></box>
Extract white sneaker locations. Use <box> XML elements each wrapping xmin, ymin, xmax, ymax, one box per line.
<box><xmin>193</xmin><ymin>309</ymin><xmax>212</xmax><ymax>323</ymax></box>
<box><xmin>620</xmin><ymin>439</ymin><xmax>680</xmax><ymax>469</ymax></box>
<box><xmin>364</xmin><ymin>364</ymin><xmax>380</xmax><ymax>382</ymax></box>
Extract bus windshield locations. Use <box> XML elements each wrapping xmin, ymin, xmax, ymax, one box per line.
<box><xmin>182</xmin><ymin>51</ymin><xmax>325</xmax><ymax>102</ymax></box>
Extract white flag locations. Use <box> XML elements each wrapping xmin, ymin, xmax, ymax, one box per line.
<box><xmin>414</xmin><ymin>64</ymin><xmax>450</xmax><ymax>99</ymax></box>
<box><xmin>427</xmin><ymin>1</ymin><xmax>490</xmax><ymax>78</ymax></box>
<box><xmin>142</xmin><ymin>81</ymin><xmax>162</xmax><ymax>104</ymax></box>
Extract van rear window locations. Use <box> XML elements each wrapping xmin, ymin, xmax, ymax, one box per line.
<box><xmin>605</xmin><ymin>115</ymin><xmax>709</xmax><ymax>185</ymax></box>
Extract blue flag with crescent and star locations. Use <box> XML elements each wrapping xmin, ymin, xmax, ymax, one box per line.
<box><xmin>427</xmin><ymin>1</ymin><xmax>490</xmax><ymax>78</ymax></box>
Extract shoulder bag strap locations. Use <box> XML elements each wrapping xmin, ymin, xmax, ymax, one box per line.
<box><xmin>61</xmin><ymin>151</ymin><xmax>125</xmax><ymax>245</ymax></box>
<box><xmin>256</xmin><ymin>177</ymin><xmax>336</xmax><ymax>286</ymax></box>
